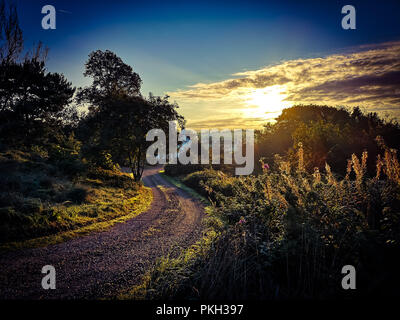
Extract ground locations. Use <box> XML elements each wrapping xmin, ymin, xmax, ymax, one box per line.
<box><xmin>0</xmin><ymin>166</ymin><xmax>205</xmax><ymax>299</ymax></box>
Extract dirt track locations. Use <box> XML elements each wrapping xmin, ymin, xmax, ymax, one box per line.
<box><xmin>0</xmin><ymin>166</ymin><xmax>204</xmax><ymax>299</ymax></box>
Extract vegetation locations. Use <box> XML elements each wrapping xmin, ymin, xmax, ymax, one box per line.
<box><xmin>0</xmin><ymin>1</ymin><xmax>164</xmax><ymax>249</ymax></box>
<box><xmin>160</xmin><ymin>171</ymin><xmax>209</xmax><ymax>204</ymax></box>
<box><xmin>138</xmin><ymin>107</ymin><xmax>400</xmax><ymax>300</ymax></box>
<box><xmin>255</xmin><ymin>105</ymin><xmax>400</xmax><ymax>175</ymax></box>
<box><xmin>0</xmin><ymin>148</ymin><xmax>152</xmax><ymax>250</ymax></box>
<box><xmin>77</xmin><ymin>50</ymin><xmax>184</xmax><ymax>181</ymax></box>
<box><xmin>1</xmin><ymin>0</ymin><xmax>400</xmax><ymax>300</ymax></box>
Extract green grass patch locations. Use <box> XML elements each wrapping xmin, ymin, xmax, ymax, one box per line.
<box><xmin>160</xmin><ymin>171</ymin><xmax>209</xmax><ymax>205</ymax></box>
<box><xmin>0</xmin><ymin>186</ymin><xmax>153</xmax><ymax>251</ymax></box>
<box><xmin>0</xmin><ymin>150</ymin><xmax>154</xmax><ymax>251</ymax></box>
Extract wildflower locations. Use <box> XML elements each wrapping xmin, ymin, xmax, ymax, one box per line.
<box><xmin>297</xmin><ymin>142</ymin><xmax>304</xmax><ymax>172</ymax></box>
<box><xmin>313</xmin><ymin>167</ymin><xmax>321</xmax><ymax>184</ymax></box>
<box><xmin>263</xmin><ymin>163</ymin><xmax>270</xmax><ymax>170</ymax></box>
<box><xmin>238</xmin><ymin>216</ymin><xmax>246</xmax><ymax>224</ymax></box>
<box><xmin>345</xmin><ymin>159</ymin><xmax>352</xmax><ymax>180</ymax></box>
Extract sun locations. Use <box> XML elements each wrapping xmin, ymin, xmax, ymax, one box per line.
<box><xmin>243</xmin><ymin>85</ymin><xmax>291</xmax><ymax>119</ymax></box>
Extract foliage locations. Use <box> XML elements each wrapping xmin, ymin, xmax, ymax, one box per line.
<box><xmin>0</xmin><ymin>0</ymin><xmax>22</xmax><ymax>63</ymax></box>
<box><xmin>0</xmin><ymin>3</ymin><xmax>172</xmax><ymax>252</ymax></box>
<box><xmin>0</xmin><ymin>149</ymin><xmax>148</xmax><ymax>245</ymax></box>
<box><xmin>147</xmin><ymin>138</ymin><xmax>400</xmax><ymax>299</ymax></box>
<box><xmin>0</xmin><ymin>58</ymin><xmax>75</xmax><ymax>146</ymax></box>
<box><xmin>256</xmin><ymin>105</ymin><xmax>400</xmax><ymax>175</ymax></box>
<box><xmin>2</xmin><ymin>1</ymin><xmax>400</xmax><ymax>299</ymax></box>
<box><xmin>76</xmin><ymin>49</ymin><xmax>142</xmax><ymax>106</ymax></box>
<box><xmin>164</xmin><ymin>162</ymin><xmax>234</xmax><ymax>177</ymax></box>
<box><xmin>77</xmin><ymin>50</ymin><xmax>184</xmax><ymax>180</ymax></box>
<box><xmin>1</xmin><ymin>1</ymin><xmax>74</xmax><ymax>147</ymax></box>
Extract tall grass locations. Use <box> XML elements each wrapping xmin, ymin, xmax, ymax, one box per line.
<box><xmin>138</xmin><ymin>136</ymin><xmax>400</xmax><ymax>299</ymax></box>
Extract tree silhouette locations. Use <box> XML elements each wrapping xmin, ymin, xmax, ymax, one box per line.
<box><xmin>78</xmin><ymin>50</ymin><xmax>183</xmax><ymax>181</ymax></box>
<box><xmin>0</xmin><ymin>0</ymin><xmax>22</xmax><ymax>64</ymax></box>
<box><xmin>256</xmin><ymin>104</ymin><xmax>400</xmax><ymax>175</ymax></box>
<box><xmin>77</xmin><ymin>50</ymin><xmax>142</xmax><ymax>108</ymax></box>
<box><xmin>0</xmin><ymin>1</ymin><xmax>74</xmax><ymax>146</ymax></box>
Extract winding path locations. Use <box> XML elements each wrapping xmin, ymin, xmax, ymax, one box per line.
<box><xmin>0</xmin><ymin>166</ymin><xmax>205</xmax><ymax>299</ymax></box>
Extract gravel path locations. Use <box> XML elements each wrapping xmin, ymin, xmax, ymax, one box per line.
<box><xmin>0</xmin><ymin>166</ymin><xmax>205</xmax><ymax>299</ymax></box>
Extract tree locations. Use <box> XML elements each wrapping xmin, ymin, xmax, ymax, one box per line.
<box><xmin>80</xmin><ymin>92</ymin><xmax>184</xmax><ymax>181</ymax></box>
<box><xmin>0</xmin><ymin>1</ymin><xmax>75</xmax><ymax>146</ymax></box>
<box><xmin>0</xmin><ymin>0</ymin><xmax>23</xmax><ymax>64</ymax></box>
<box><xmin>255</xmin><ymin>105</ymin><xmax>400</xmax><ymax>175</ymax></box>
<box><xmin>77</xmin><ymin>50</ymin><xmax>184</xmax><ymax>181</ymax></box>
<box><xmin>0</xmin><ymin>58</ymin><xmax>75</xmax><ymax>144</ymax></box>
<box><xmin>77</xmin><ymin>50</ymin><xmax>142</xmax><ymax>107</ymax></box>
<box><xmin>106</xmin><ymin>94</ymin><xmax>184</xmax><ymax>181</ymax></box>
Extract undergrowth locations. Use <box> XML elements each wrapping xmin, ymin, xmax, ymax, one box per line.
<box><xmin>129</xmin><ymin>137</ymin><xmax>400</xmax><ymax>299</ymax></box>
<box><xmin>0</xmin><ymin>150</ymin><xmax>153</xmax><ymax>250</ymax></box>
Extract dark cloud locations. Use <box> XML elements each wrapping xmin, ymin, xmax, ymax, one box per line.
<box><xmin>292</xmin><ymin>70</ymin><xmax>400</xmax><ymax>104</ymax></box>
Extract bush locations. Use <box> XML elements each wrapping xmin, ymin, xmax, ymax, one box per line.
<box><xmin>182</xmin><ymin>169</ymin><xmax>235</xmax><ymax>203</ymax></box>
<box><xmin>143</xmin><ymin>145</ymin><xmax>400</xmax><ymax>299</ymax></box>
<box><xmin>164</xmin><ymin>163</ymin><xmax>234</xmax><ymax>176</ymax></box>
<box><xmin>164</xmin><ymin>164</ymin><xmax>211</xmax><ymax>176</ymax></box>
<box><xmin>82</xmin><ymin>148</ymin><xmax>116</xmax><ymax>171</ymax></box>
<box><xmin>86</xmin><ymin>167</ymin><xmax>137</xmax><ymax>189</ymax></box>
<box><xmin>57</xmin><ymin>158</ymin><xmax>86</xmax><ymax>177</ymax></box>
<box><xmin>30</xmin><ymin>145</ymin><xmax>49</xmax><ymax>160</ymax></box>
<box><xmin>39</xmin><ymin>177</ymin><xmax>54</xmax><ymax>188</ymax></box>
<box><xmin>67</xmin><ymin>186</ymin><xmax>89</xmax><ymax>204</ymax></box>
<box><xmin>20</xmin><ymin>198</ymin><xmax>44</xmax><ymax>215</ymax></box>
<box><xmin>0</xmin><ymin>207</ymin><xmax>18</xmax><ymax>224</ymax></box>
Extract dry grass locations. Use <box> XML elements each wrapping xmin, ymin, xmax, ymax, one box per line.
<box><xmin>132</xmin><ymin>137</ymin><xmax>400</xmax><ymax>299</ymax></box>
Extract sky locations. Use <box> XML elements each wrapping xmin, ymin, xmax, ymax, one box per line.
<box><xmin>14</xmin><ymin>0</ymin><xmax>400</xmax><ymax>129</ymax></box>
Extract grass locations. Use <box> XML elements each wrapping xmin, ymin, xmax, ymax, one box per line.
<box><xmin>118</xmin><ymin>207</ymin><xmax>221</xmax><ymax>300</ymax></box>
<box><xmin>0</xmin><ymin>150</ymin><xmax>154</xmax><ymax>251</ymax></box>
<box><xmin>159</xmin><ymin>170</ymin><xmax>210</xmax><ymax>205</ymax></box>
<box><xmin>121</xmin><ymin>138</ymin><xmax>400</xmax><ymax>299</ymax></box>
<box><xmin>118</xmin><ymin>170</ymin><xmax>216</xmax><ymax>300</ymax></box>
<box><xmin>0</xmin><ymin>187</ymin><xmax>152</xmax><ymax>251</ymax></box>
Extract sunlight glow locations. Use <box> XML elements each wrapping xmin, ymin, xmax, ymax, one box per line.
<box><xmin>242</xmin><ymin>85</ymin><xmax>292</xmax><ymax>119</ymax></box>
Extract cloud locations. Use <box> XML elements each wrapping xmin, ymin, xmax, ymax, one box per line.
<box><xmin>188</xmin><ymin>117</ymin><xmax>270</xmax><ymax>129</ymax></box>
<box><xmin>58</xmin><ymin>9</ymin><xmax>72</xmax><ymax>14</ymax></box>
<box><xmin>168</xmin><ymin>41</ymin><xmax>400</xmax><ymax>129</ymax></box>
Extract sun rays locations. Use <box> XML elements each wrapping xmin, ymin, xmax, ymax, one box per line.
<box><xmin>242</xmin><ymin>85</ymin><xmax>292</xmax><ymax>119</ymax></box>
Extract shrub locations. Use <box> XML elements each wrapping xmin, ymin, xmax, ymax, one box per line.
<box><xmin>39</xmin><ymin>177</ymin><xmax>54</xmax><ymax>189</ymax></box>
<box><xmin>164</xmin><ymin>163</ymin><xmax>234</xmax><ymax>177</ymax></box>
<box><xmin>0</xmin><ymin>207</ymin><xmax>18</xmax><ymax>224</ymax></box>
<box><xmin>143</xmin><ymin>142</ymin><xmax>400</xmax><ymax>299</ymax></box>
<box><xmin>57</xmin><ymin>158</ymin><xmax>86</xmax><ymax>177</ymax></box>
<box><xmin>82</xmin><ymin>149</ymin><xmax>116</xmax><ymax>171</ymax></box>
<box><xmin>182</xmin><ymin>169</ymin><xmax>235</xmax><ymax>203</ymax></box>
<box><xmin>0</xmin><ymin>175</ymin><xmax>22</xmax><ymax>192</ymax></box>
<box><xmin>86</xmin><ymin>167</ymin><xmax>137</xmax><ymax>189</ymax></box>
<box><xmin>67</xmin><ymin>186</ymin><xmax>89</xmax><ymax>204</ymax></box>
<box><xmin>30</xmin><ymin>145</ymin><xmax>49</xmax><ymax>160</ymax></box>
<box><xmin>20</xmin><ymin>198</ymin><xmax>44</xmax><ymax>215</ymax></box>
<box><xmin>165</xmin><ymin>164</ymin><xmax>211</xmax><ymax>176</ymax></box>
<box><xmin>183</xmin><ymin>170</ymin><xmax>220</xmax><ymax>190</ymax></box>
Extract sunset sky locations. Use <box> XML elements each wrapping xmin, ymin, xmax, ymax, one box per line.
<box><xmin>17</xmin><ymin>0</ymin><xmax>400</xmax><ymax>129</ymax></box>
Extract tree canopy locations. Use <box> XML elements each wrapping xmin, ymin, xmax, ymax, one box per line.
<box><xmin>77</xmin><ymin>50</ymin><xmax>142</xmax><ymax>108</ymax></box>
<box><xmin>0</xmin><ymin>1</ymin><xmax>74</xmax><ymax>147</ymax></box>
<box><xmin>256</xmin><ymin>104</ymin><xmax>400</xmax><ymax>174</ymax></box>
<box><xmin>77</xmin><ymin>50</ymin><xmax>184</xmax><ymax>181</ymax></box>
